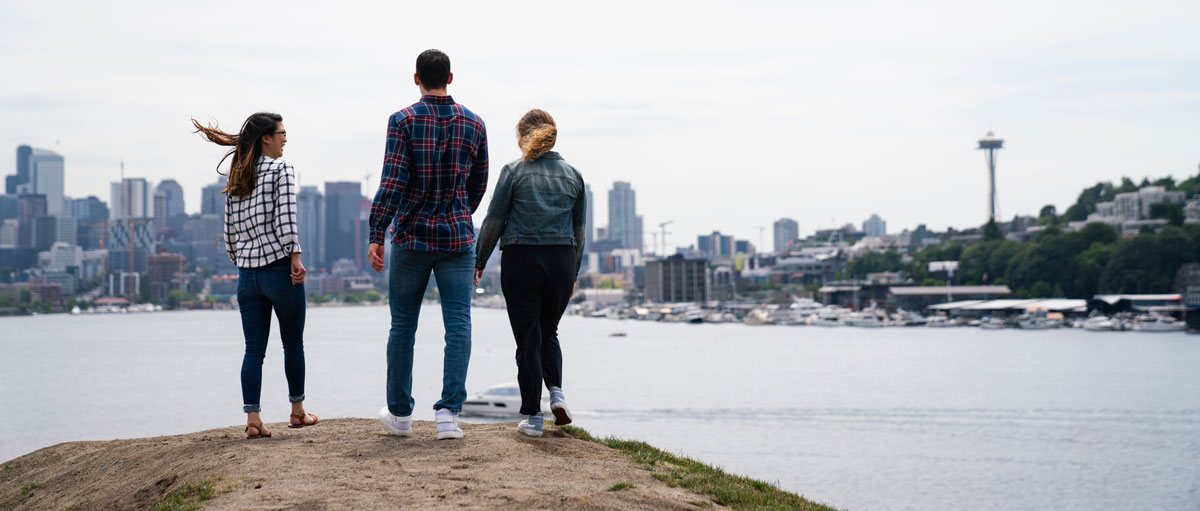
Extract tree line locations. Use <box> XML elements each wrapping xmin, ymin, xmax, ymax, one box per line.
<box><xmin>846</xmin><ymin>170</ymin><xmax>1200</xmax><ymax>298</ymax></box>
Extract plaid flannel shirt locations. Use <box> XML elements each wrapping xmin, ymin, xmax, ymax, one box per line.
<box><xmin>368</xmin><ymin>95</ymin><xmax>489</xmax><ymax>252</ymax></box>
<box><xmin>224</xmin><ymin>156</ymin><xmax>302</xmax><ymax>268</ymax></box>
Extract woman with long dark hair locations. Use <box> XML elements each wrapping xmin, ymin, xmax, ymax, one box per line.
<box><xmin>193</xmin><ymin>112</ymin><xmax>318</xmax><ymax>438</ymax></box>
<box><xmin>474</xmin><ymin>109</ymin><xmax>586</xmax><ymax>437</ymax></box>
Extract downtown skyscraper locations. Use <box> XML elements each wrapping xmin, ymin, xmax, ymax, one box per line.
<box><xmin>607</xmin><ymin>181</ymin><xmax>642</xmax><ymax>251</ymax></box>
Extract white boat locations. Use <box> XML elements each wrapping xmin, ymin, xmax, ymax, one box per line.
<box><xmin>807</xmin><ymin>307</ymin><xmax>845</xmax><ymax>327</ymax></box>
<box><xmin>1017</xmin><ymin>315</ymin><xmax>1062</xmax><ymax>330</ymax></box>
<box><xmin>845</xmin><ymin>312</ymin><xmax>885</xmax><ymax>328</ymax></box>
<box><xmin>1132</xmin><ymin>313</ymin><xmax>1186</xmax><ymax>332</ymax></box>
<box><xmin>1081</xmin><ymin>315</ymin><xmax>1117</xmax><ymax>331</ymax></box>
<box><xmin>979</xmin><ymin>316</ymin><xmax>1008</xmax><ymax>329</ymax></box>
<box><xmin>461</xmin><ymin>382</ymin><xmax>549</xmax><ymax>417</ymax></box>
<box><xmin>743</xmin><ymin>309</ymin><xmax>774</xmax><ymax>326</ymax></box>
<box><xmin>926</xmin><ymin>316</ymin><xmax>956</xmax><ymax>328</ymax></box>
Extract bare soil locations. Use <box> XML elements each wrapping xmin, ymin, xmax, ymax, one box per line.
<box><xmin>0</xmin><ymin>419</ymin><xmax>720</xmax><ymax>510</ymax></box>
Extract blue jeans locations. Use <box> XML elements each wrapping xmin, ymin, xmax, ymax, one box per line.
<box><xmin>386</xmin><ymin>247</ymin><xmax>473</xmax><ymax>417</ymax></box>
<box><xmin>237</xmin><ymin>257</ymin><xmax>306</xmax><ymax>413</ymax></box>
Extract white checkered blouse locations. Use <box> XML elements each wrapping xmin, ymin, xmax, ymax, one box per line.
<box><xmin>223</xmin><ymin>156</ymin><xmax>302</xmax><ymax>268</ymax></box>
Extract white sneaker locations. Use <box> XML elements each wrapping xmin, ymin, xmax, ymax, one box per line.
<box><xmin>517</xmin><ymin>412</ymin><xmax>544</xmax><ymax>437</ymax></box>
<box><xmin>379</xmin><ymin>406</ymin><xmax>412</xmax><ymax>437</ymax></box>
<box><xmin>435</xmin><ymin>409</ymin><xmax>463</xmax><ymax>440</ymax></box>
<box><xmin>549</xmin><ymin>388</ymin><xmax>572</xmax><ymax>426</ymax></box>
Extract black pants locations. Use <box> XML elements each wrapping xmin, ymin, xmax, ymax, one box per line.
<box><xmin>500</xmin><ymin>245</ymin><xmax>576</xmax><ymax>416</ymax></box>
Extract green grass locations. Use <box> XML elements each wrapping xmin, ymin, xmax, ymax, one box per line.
<box><xmin>154</xmin><ymin>477</ymin><xmax>222</xmax><ymax>511</ymax></box>
<box><xmin>19</xmin><ymin>483</ymin><xmax>39</xmax><ymax>495</ymax></box>
<box><xmin>606</xmin><ymin>482</ymin><xmax>635</xmax><ymax>491</ymax></box>
<box><xmin>559</xmin><ymin>424</ymin><xmax>837</xmax><ymax>511</ymax></box>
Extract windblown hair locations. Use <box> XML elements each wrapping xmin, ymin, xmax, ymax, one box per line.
<box><xmin>517</xmin><ymin>109</ymin><xmax>556</xmax><ymax>162</ymax></box>
<box><xmin>191</xmin><ymin>112</ymin><xmax>282</xmax><ymax>198</ymax></box>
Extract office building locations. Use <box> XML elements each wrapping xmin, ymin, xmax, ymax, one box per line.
<box><xmin>645</xmin><ymin>254</ymin><xmax>709</xmax><ymax>303</ymax></box>
<box><xmin>774</xmin><ymin>217</ymin><xmax>799</xmax><ymax>253</ymax></box>
<box><xmin>324</xmin><ymin>181</ymin><xmax>362</xmax><ymax>268</ymax></box>
<box><xmin>297</xmin><ymin>185</ymin><xmax>326</xmax><ymax>271</ymax></box>
<box><xmin>863</xmin><ymin>214</ymin><xmax>886</xmax><ymax>238</ymax></box>
<box><xmin>607</xmin><ymin>181</ymin><xmax>642</xmax><ymax>250</ymax></box>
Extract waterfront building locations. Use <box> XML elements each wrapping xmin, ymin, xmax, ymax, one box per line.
<box><xmin>324</xmin><ymin>181</ymin><xmax>362</xmax><ymax>270</ymax></box>
<box><xmin>644</xmin><ymin>254</ymin><xmax>709</xmax><ymax>303</ymax></box>
<box><xmin>889</xmin><ymin>285</ymin><xmax>1012</xmax><ymax>311</ymax></box>
<box><xmin>863</xmin><ymin>214</ymin><xmax>886</xmax><ymax>238</ymax></box>
<box><xmin>607</xmin><ymin>181</ymin><xmax>642</xmax><ymax>250</ymax></box>
<box><xmin>773</xmin><ymin>218</ymin><xmax>798</xmax><ymax>254</ymax></box>
<box><xmin>297</xmin><ymin>185</ymin><xmax>326</xmax><ymax>271</ymax></box>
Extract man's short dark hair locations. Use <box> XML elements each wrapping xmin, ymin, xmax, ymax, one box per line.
<box><xmin>416</xmin><ymin>49</ymin><xmax>451</xmax><ymax>90</ymax></box>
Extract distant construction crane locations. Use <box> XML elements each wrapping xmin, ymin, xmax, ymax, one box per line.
<box><xmin>658</xmin><ymin>220</ymin><xmax>673</xmax><ymax>256</ymax></box>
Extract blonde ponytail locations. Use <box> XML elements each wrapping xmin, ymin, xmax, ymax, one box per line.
<box><xmin>516</xmin><ymin>109</ymin><xmax>557</xmax><ymax>162</ymax></box>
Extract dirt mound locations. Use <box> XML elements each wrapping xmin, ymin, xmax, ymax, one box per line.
<box><xmin>0</xmin><ymin>419</ymin><xmax>716</xmax><ymax>510</ymax></box>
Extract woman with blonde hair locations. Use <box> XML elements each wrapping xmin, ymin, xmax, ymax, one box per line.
<box><xmin>475</xmin><ymin>109</ymin><xmax>586</xmax><ymax>437</ymax></box>
<box><xmin>193</xmin><ymin>112</ymin><xmax>318</xmax><ymax>438</ymax></box>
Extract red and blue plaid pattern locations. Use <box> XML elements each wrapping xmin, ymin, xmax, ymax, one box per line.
<box><xmin>369</xmin><ymin>95</ymin><xmax>489</xmax><ymax>252</ymax></box>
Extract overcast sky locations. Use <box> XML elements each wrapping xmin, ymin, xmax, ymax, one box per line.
<box><xmin>3</xmin><ymin>1</ymin><xmax>1198</xmax><ymax>251</ymax></box>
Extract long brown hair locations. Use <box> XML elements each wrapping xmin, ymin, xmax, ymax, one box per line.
<box><xmin>517</xmin><ymin>109</ymin><xmax>556</xmax><ymax>162</ymax></box>
<box><xmin>191</xmin><ymin>112</ymin><xmax>282</xmax><ymax>197</ymax></box>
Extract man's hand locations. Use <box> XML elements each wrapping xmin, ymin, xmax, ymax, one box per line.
<box><xmin>473</xmin><ymin>268</ymin><xmax>483</xmax><ymax>287</ymax></box>
<box><xmin>369</xmin><ymin>243</ymin><xmax>386</xmax><ymax>273</ymax></box>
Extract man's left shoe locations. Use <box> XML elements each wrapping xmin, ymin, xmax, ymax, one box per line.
<box><xmin>435</xmin><ymin>409</ymin><xmax>463</xmax><ymax>440</ymax></box>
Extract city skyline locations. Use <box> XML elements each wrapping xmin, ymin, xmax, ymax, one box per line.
<box><xmin>3</xmin><ymin>3</ymin><xmax>1198</xmax><ymax>248</ymax></box>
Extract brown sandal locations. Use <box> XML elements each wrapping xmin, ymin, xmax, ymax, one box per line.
<box><xmin>288</xmin><ymin>412</ymin><xmax>319</xmax><ymax>428</ymax></box>
<box><xmin>246</xmin><ymin>421</ymin><xmax>272</xmax><ymax>438</ymax></box>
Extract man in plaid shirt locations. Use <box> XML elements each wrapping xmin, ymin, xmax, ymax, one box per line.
<box><xmin>370</xmin><ymin>49</ymin><xmax>488</xmax><ymax>440</ymax></box>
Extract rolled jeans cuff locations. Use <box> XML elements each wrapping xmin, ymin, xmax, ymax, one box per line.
<box><xmin>243</xmin><ymin>404</ymin><xmax>261</xmax><ymax>413</ymax></box>
<box><xmin>289</xmin><ymin>394</ymin><xmax>305</xmax><ymax>403</ymax></box>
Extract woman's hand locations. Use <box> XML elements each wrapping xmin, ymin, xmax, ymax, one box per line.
<box><xmin>290</xmin><ymin>253</ymin><xmax>307</xmax><ymax>284</ymax></box>
<box><xmin>473</xmin><ymin>269</ymin><xmax>483</xmax><ymax>287</ymax></box>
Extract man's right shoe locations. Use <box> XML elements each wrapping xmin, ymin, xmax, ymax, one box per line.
<box><xmin>549</xmin><ymin>387</ymin><xmax>572</xmax><ymax>426</ymax></box>
<box><xmin>379</xmin><ymin>406</ymin><xmax>413</xmax><ymax>437</ymax></box>
<box><xmin>517</xmin><ymin>412</ymin><xmax>544</xmax><ymax>437</ymax></box>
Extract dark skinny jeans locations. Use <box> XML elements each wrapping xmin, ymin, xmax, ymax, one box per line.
<box><xmin>236</xmin><ymin>257</ymin><xmax>306</xmax><ymax>413</ymax></box>
<box><xmin>500</xmin><ymin>245</ymin><xmax>576</xmax><ymax>416</ymax></box>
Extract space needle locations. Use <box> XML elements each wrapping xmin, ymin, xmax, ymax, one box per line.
<box><xmin>977</xmin><ymin>131</ymin><xmax>1003</xmax><ymax>221</ymax></box>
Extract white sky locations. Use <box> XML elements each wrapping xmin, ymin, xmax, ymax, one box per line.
<box><xmin>3</xmin><ymin>1</ymin><xmax>1198</xmax><ymax>251</ymax></box>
